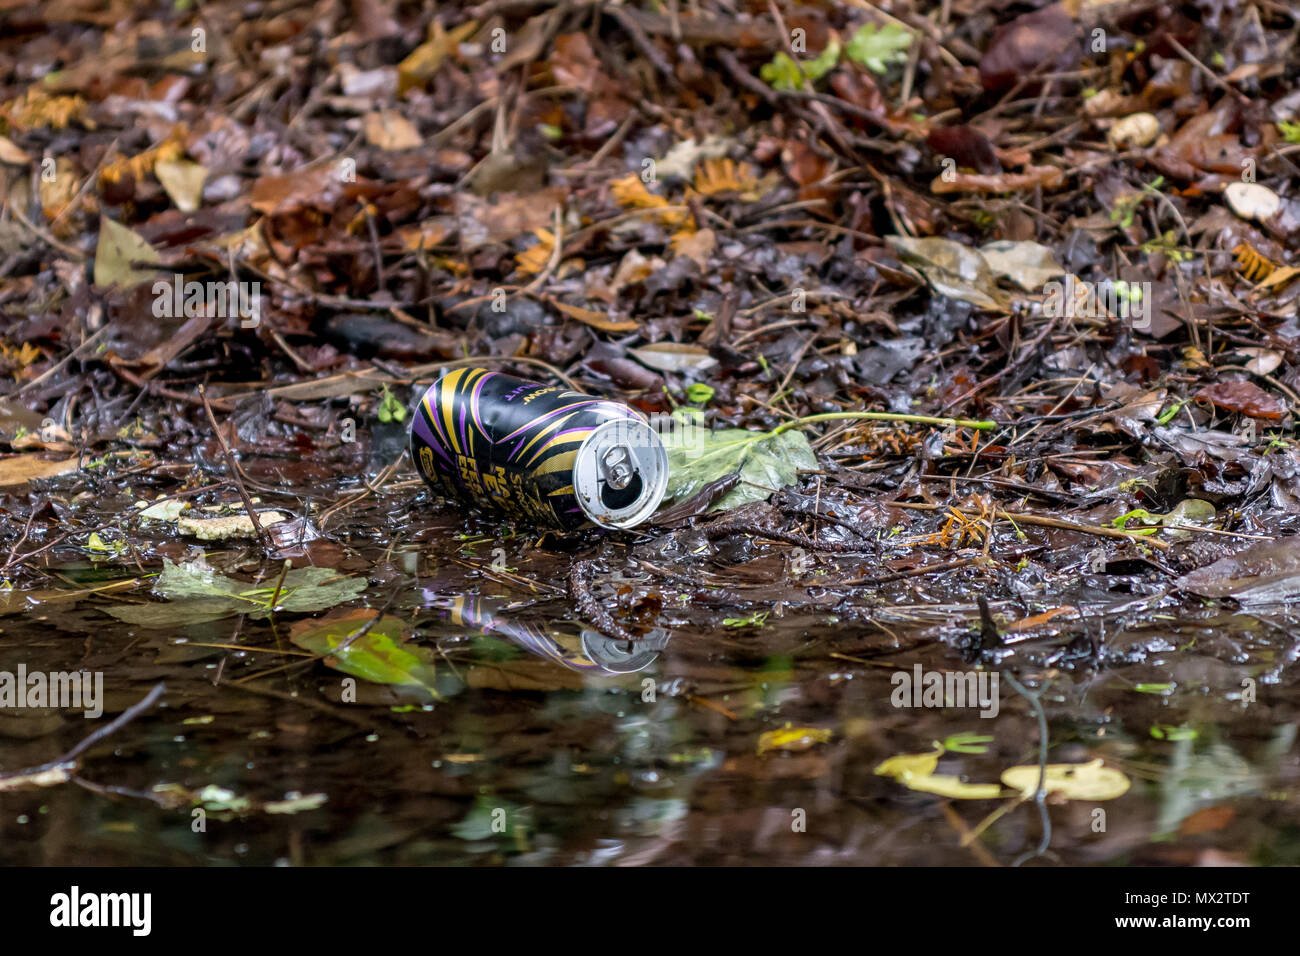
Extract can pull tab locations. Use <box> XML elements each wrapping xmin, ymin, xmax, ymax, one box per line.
<box><xmin>600</xmin><ymin>445</ymin><xmax>634</xmax><ymax>490</ymax></box>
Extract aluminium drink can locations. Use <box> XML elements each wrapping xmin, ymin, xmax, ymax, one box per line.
<box><xmin>409</xmin><ymin>367</ymin><xmax>669</xmax><ymax>530</ymax></box>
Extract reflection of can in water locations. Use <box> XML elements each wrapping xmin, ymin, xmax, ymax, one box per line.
<box><xmin>410</xmin><ymin>368</ymin><xmax>669</xmax><ymax>530</ymax></box>
<box><xmin>435</xmin><ymin>595</ymin><xmax>667</xmax><ymax>674</ymax></box>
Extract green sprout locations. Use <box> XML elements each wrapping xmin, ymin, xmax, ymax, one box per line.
<box><xmin>377</xmin><ymin>384</ymin><xmax>407</xmax><ymax>424</ymax></box>
<box><xmin>723</xmin><ymin>610</ymin><xmax>771</xmax><ymax>629</ymax></box>
<box><xmin>685</xmin><ymin>383</ymin><xmax>715</xmax><ymax>405</ymax></box>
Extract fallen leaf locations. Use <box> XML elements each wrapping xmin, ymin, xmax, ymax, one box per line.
<box><xmin>154</xmin><ymin>158</ymin><xmax>208</xmax><ymax>213</ymax></box>
<box><xmin>1001</xmin><ymin>759</ymin><xmax>1131</xmax><ymax>801</ymax></box>
<box><xmin>979</xmin><ymin>6</ymin><xmax>1080</xmax><ymax>92</ymax></box>
<box><xmin>661</xmin><ymin>415</ymin><xmax>817</xmax><ymax>513</ymax></box>
<box><xmin>930</xmin><ymin>164</ymin><xmax>1065</xmax><ymax>195</ymax></box>
<box><xmin>105</xmin><ymin>558</ymin><xmax>367</xmax><ymax>626</ymax></box>
<box><xmin>363</xmin><ymin>110</ymin><xmax>422</xmax><ymax>150</ymax></box>
<box><xmin>551</xmin><ymin>300</ymin><xmax>639</xmax><ymax>332</ymax></box>
<box><xmin>0</xmin><ymin>135</ymin><xmax>30</xmax><ymax>164</ymax></box>
<box><xmin>1194</xmin><ymin>381</ymin><xmax>1286</xmax><ymax>421</ymax></box>
<box><xmin>757</xmin><ymin>724</ymin><xmax>833</xmax><ymax>755</ymax></box>
<box><xmin>93</xmin><ymin>217</ymin><xmax>163</xmax><ymax>289</ymax></box>
<box><xmin>290</xmin><ymin>609</ymin><xmax>439</xmax><ymax>697</ymax></box>
<box><xmin>631</xmin><ymin>342</ymin><xmax>718</xmax><ymax>373</ymax></box>
<box><xmin>979</xmin><ymin>239</ymin><xmax>1064</xmax><ymax>291</ymax></box>
<box><xmin>886</xmin><ymin>236</ymin><xmax>1008</xmax><ymax>310</ymax></box>
<box><xmin>0</xmin><ymin>455</ymin><xmax>79</xmax><ymax>489</ymax></box>
<box><xmin>398</xmin><ymin>19</ymin><xmax>478</xmax><ymax>94</ymax></box>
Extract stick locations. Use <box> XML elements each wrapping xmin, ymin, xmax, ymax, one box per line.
<box><xmin>198</xmin><ymin>383</ymin><xmax>270</xmax><ymax>552</ymax></box>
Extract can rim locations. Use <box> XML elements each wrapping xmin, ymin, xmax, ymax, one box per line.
<box><xmin>573</xmin><ymin>418</ymin><xmax>669</xmax><ymax>529</ymax></box>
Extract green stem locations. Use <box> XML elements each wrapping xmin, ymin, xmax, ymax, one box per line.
<box><xmin>770</xmin><ymin>411</ymin><xmax>997</xmax><ymax>435</ymax></box>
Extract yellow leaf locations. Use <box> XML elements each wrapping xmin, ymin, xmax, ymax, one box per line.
<box><xmin>99</xmin><ymin>126</ymin><xmax>186</xmax><ymax>187</ymax></box>
<box><xmin>693</xmin><ymin>158</ymin><xmax>757</xmax><ymax>196</ymax></box>
<box><xmin>515</xmin><ymin>227</ymin><xmax>556</xmax><ymax>275</ymax></box>
<box><xmin>875</xmin><ymin>748</ymin><xmax>1004</xmax><ymax>799</ymax></box>
<box><xmin>1256</xmin><ymin>265</ymin><xmax>1300</xmax><ymax>292</ymax></box>
<box><xmin>551</xmin><ymin>300</ymin><xmax>640</xmax><ymax>332</ymax></box>
<box><xmin>1001</xmin><ymin>759</ymin><xmax>1131</xmax><ymax>801</ymax></box>
<box><xmin>875</xmin><ymin>749</ymin><xmax>941</xmax><ymax>781</ymax></box>
<box><xmin>154</xmin><ymin>158</ymin><xmax>207</xmax><ymax>213</ymax></box>
<box><xmin>93</xmin><ymin>217</ymin><xmax>162</xmax><ymax>289</ymax></box>
<box><xmin>0</xmin><ymin>89</ymin><xmax>91</xmax><ymax>131</ymax></box>
<box><xmin>398</xmin><ymin>20</ymin><xmax>478</xmax><ymax>94</ymax></box>
<box><xmin>609</xmin><ymin>174</ymin><xmax>690</xmax><ymax>229</ymax></box>
<box><xmin>758</xmin><ymin>724</ymin><xmax>833</xmax><ymax>755</ymax></box>
<box><xmin>39</xmin><ymin>157</ymin><xmax>81</xmax><ymax>224</ymax></box>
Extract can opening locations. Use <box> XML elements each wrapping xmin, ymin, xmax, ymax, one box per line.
<box><xmin>573</xmin><ymin>418</ymin><xmax>669</xmax><ymax>529</ymax></box>
<box><xmin>600</xmin><ymin>471</ymin><xmax>643</xmax><ymax>510</ymax></box>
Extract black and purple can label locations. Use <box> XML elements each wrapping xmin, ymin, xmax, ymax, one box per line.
<box><xmin>409</xmin><ymin>368</ymin><xmax>669</xmax><ymax>530</ymax></box>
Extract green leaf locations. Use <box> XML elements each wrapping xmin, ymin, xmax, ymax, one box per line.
<box><xmin>104</xmin><ymin>558</ymin><xmax>367</xmax><ymax>626</ymax></box>
<box><xmin>660</xmin><ymin>415</ymin><xmax>818</xmax><ymax>513</ymax></box>
<box><xmin>759</xmin><ymin>39</ymin><xmax>841</xmax><ymax>91</ymax></box>
<box><xmin>290</xmin><ymin>609</ymin><xmax>440</xmax><ymax>697</ymax></box>
<box><xmin>845</xmin><ymin>22</ymin><xmax>913</xmax><ymax>74</ymax></box>
<box><xmin>685</xmin><ymin>383</ymin><xmax>715</xmax><ymax>405</ymax></box>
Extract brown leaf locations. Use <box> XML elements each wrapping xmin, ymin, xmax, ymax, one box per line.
<box><xmin>0</xmin><ymin>455</ymin><xmax>80</xmax><ymax>489</ymax></box>
<box><xmin>362</xmin><ymin>110</ymin><xmax>422</xmax><ymax>151</ymax></box>
<box><xmin>979</xmin><ymin>5</ymin><xmax>1081</xmax><ymax>92</ymax></box>
<box><xmin>551</xmin><ymin>300</ymin><xmax>639</xmax><ymax>332</ymax></box>
<box><xmin>550</xmin><ymin>33</ymin><xmax>602</xmax><ymax>93</ymax></box>
<box><xmin>927</xmin><ymin>126</ymin><xmax>1001</xmax><ymax>174</ymax></box>
<box><xmin>250</xmin><ymin>165</ymin><xmax>342</xmax><ymax>215</ymax></box>
<box><xmin>1194</xmin><ymin>381</ymin><xmax>1286</xmax><ymax>421</ymax></box>
<box><xmin>930</xmin><ymin>164</ymin><xmax>1064</xmax><ymax>195</ymax></box>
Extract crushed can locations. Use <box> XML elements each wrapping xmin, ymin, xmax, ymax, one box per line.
<box><xmin>410</xmin><ymin>367</ymin><xmax>669</xmax><ymax>530</ymax></box>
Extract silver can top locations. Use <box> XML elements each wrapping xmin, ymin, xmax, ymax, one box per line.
<box><xmin>573</xmin><ymin>417</ymin><xmax>669</xmax><ymax>529</ymax></box>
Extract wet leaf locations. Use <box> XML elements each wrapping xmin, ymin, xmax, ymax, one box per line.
<box><xmin>886</xmin><ymin>236</ymin><xmax>1007</xmax><ymax>310</ymax></box>
<box><xmin>105</xmin><ymin>559</ymin><xmax>366</xmax><ymax>626</ymax></box>
<box><xmin>979</xmin><ymin>240</ymin><xmax>1064</xmax><ymax>291</ymax></box>
<box><xmin>0</xmin><ymin>455</ymin><xmax>79</xmax><ymax>489</ymax></box>
<box><xmin>757</xmin><ymin>724</ymin><xmax>832</xmax><ymax>755</ymax></box>
<box><xmin>1194</xmin><ymin>381</ymin><xmax>1286</xmax><ymax>421</ymax></box>
<box><xmin>927</xmin><ymin>125</ymin><xmax>1000</xmax><ymax>174</ymax></box>
<box><xmin>661</xmin><ymin>418</ymin><xmax>818</xmax><ymax>513</ymax></box>
<box><xmin>1001</xmin><ymin>759</ymin><xmax>1131</xmax><ymax>801</ymax></box>
<box><xmin>874</xmin><ymin>749</ymin><xmax>1003</xmax><ymax>799</ymax></box>
<box><xmin>93</xmin><ymin>217</ymin><xmax>162</xmax><ymax>289</ymax></box>
<box><xmin>290</xmin><ymin>609</ymin><xmax>439</xmax><ymax>697</ymax></box>
<box><xmin>1178</xmin><ymin>537</ymin><xmax>1300</xmax><ymax>603</ymax></box>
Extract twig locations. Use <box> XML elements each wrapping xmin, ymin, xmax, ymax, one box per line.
<box><xmin>198</xmin><ymin>383</ymin><xmax>270</xmax><ymax>552</ymax></box>
<box><xmin>890</xmin><ymin>501</ymin><xmax>1172</xmax><ymax>551</ymax></box>
<box><xmin>0</xmin><ymin>683</ymin><xmax>165</xmax><ymax>790</ymax></box>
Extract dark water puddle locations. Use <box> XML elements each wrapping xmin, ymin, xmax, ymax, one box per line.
<box><xmin>2</xmin><ymin>484</ymin><xmax>1299</xmax><ymax>866</ymax></box>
